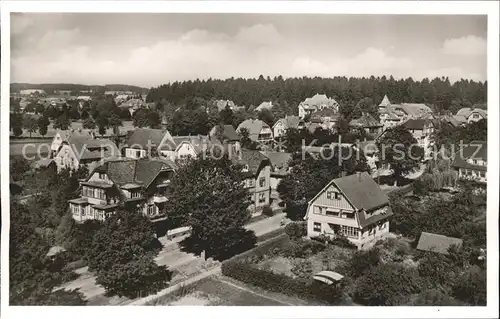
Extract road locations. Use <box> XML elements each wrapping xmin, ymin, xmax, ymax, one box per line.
<box><xmin>57</xmin><ymin>211</ymin><xmax>287</xmax><ymax>303</ymax></box>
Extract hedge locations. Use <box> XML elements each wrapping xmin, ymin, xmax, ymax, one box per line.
<box><xmin>231</xmin><ymin>233</ymin><xmax>289</xmax><ymax>264</ymax></box>
<box><xmin>221</xmin><ymin>261</ymin><xmax>343</xmax><ymax>304</ymax></box>
<box><xmin>257</xmin><ymin>227</ymin><xmax>285</xmax><ymax>243</ymax></box>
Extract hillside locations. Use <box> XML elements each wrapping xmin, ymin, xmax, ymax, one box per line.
<box><xmin>10</xmin><ymin>83</ymin><xmax>148</xmax><ymax>94</ymax></box>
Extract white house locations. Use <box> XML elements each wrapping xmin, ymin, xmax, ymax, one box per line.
<box><xmin>451</xmin><ymin>140</ymin><xmax>487</xmax><ymax>183</ymax></box>
<box><xmin>272</xmin><ymin>115</ymin><xmax>303</xmax><ymax>140</ymax></box>
<box><xmin>305</xmin><ymin>172</ymin><xmax>393</xmax><ymax>250</ymax></box>
<box><xmin>298</xmin><ymin>94</ymin><xmax>339</xmax><ymax>119</ymax></box>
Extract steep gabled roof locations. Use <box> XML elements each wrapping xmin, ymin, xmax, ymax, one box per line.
<box><xmin>349</xmin><ymin>113</ymin><xmax>382</xmax><ymax>128</ymax></box>
<box><xmin>126</xmin><ymin>128</ymin><xmax>176</xmax><ymax>150</ymax></box>
<box><xmin>236</xmin><ymin>119</ymin><xmax>271</xmax><ymax>141</ymax></box>
<box><xmin>379</xmin><ymin>95</ymin><xmax>391</xmax><ymax>107</ymax></box>
<box><xmin>255</xmin><ymin>101</ymin><xmax>273</xmax><ymax>111</ymax></box>
<box><xmin>333</xmin><ymin>172</ymin><xmax>389</xmax><ymax>211</ymax></box>
<box><xmin>209</xmin><ymin>125</ymin><xmax>240</xmax><ymax>141</ymax></box>
<box><xmin>65</xmin><ymin>135</ymin><xmax>119</xmax><ymax>161</ymax></box>
<box><xmin>261</xmin><ymin>151</ymin><xmax>292</xmax><ymax>173</ymax></box>
<box><xmin>417</xmin><ymin>232</ymin><xmax>463</xmax><ymax>255</ymax></box>
<box><xmin>402</xmin><ymin>119</ymin><xmax>432</xmax><ymax>130</ymax></box>
<box><xmin>233</xmin><ymin>148</ymin><xmax>271</xmax><ymax>177</ymax></box>
<box><xmin>301</xmin><ymin>94</ymin><xmax>339</xmax><ymax>109</ymax></box>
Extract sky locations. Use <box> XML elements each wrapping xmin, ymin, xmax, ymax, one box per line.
<box><xmin>10</xmin><ymin>13</ymin><xmax>487</xmax><ymax>88</ymax></box>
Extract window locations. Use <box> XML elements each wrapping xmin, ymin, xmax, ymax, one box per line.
<box><xmin>341</xmin><ymin>225</ymin><xmax>359</xmax><ymax>238</ymax></box>
<box><xmin>326</xmin><ymin>210</ymin><xmax>339</xmax><ymax>217</ymax></box>
<box><xmin>71</xmin><ymin>205</ymin><xmax>80</xmax><ymax>216</ymax></box>
<box><xmin>258</xmin><ymin>193</ymin><xmax>266</xmax><ymax>204</ymax></box>
<box><xmin>242</xmin><ymin>165</ymin><xmax>249</xmax><ymax>172</ymax></box>
<box><xmin>378</xmin><ymin>222</ymin><xmax>386</xmax><ymax>230</ymax></box>
<box><xmin>259</xmin><ymin>177</ymin><xmax>266</xmax><ymax>187</ymax></box>
<box><xmin>342</xmin><ymin>212</ymin><xmax>354</xmax><ymax>219</ymax></box>
<box><xmin>473</xmin><ymin>159</ymin><xmax>478</xmax><ymax>165</ymax></box>
<box><xmin>130</xmin><ymin>191</ymin><xmax>141</xmax><ymax>198</ymax></box>
<box><xmin>480</xmin><ymin>171</ymin><xmax>486</xmax><ymax>178</ymax></box>
<box><xmin>147</xmin><ymin>205</ymin><xmax>156</xmax><ymax>216</ymax></box>
<box><xmin>326</xmin><ymin>191</ymin><xmax>341</xmax><ymax>200</ymax></box>
<box><xmin>313</xmin><ymin>222</ymin><xmax>321</xmax><ymax>232</ymax></box>
<box><xmin>99</xmin><ymin>173</ymin><xmax>106</xmax><ymax>180</ymax></box>
<box><xmin>314</xmin><ymin>206</ymin><xmax>323</xmax><ymax>215</ymax></box>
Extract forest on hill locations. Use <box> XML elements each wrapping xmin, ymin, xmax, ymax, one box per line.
<box><xmin>146</xmin><ymin>75</ymin><xmax>487</xmax><ymax>115</ymax></box>
<box><xmin>10</xmin><ymin>83</ymin><xmax>148</xmax><ymax>94</ymax></box>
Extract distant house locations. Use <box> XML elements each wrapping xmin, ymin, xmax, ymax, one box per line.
<box><xmin>260</xmin><ymin>151</ymin><xmax>292</xmax><ymax>207</ymax></box>
<box><xmin>298</xmin><ymin>94</ymin><xmax>339</xmax><ymax>119</ymax></box>
<box><xmin>349</xmin><ymin>113</ymin><xmax>383</xmax><ymax>136</ymax></box>
<box><xmin>124</xmin><ymin>128</ymin><xmax>177</xmax><ymax>160</ymax></box>
<box><xmin>233</xmin><ymin>149</ymin><xmax>272</xmax><ymax>216</ymax></box>
<box><xmin>379</xmin><ymin>94</ymin><xmax>391</xmax><ymax>108</ymax></box>
<box><xmin>416</xmin><ymin>232</ymin><xmax>463</xmax><ymax>255</ymax></box>
<box><xmin>171</xmin><ymin>135</ymin><xmax>222</xmax><ymax>161</ymax></box>
<box><xmin>391</xmin><ymin>103</ymin><xmax>433</xmax><ymax>120</ymax></box>
<box><xmin>50</xmin><ymin>130</ymin><xmax>94</xmax><ymax>157</ymax></box>
<box><xmin>20</xmin><ymin>89</ymin><xmax>46</xmax><ymax>96</ymax></box>
<box><xmin>209</xmin><ymin>124</ymin><xmax>241</xmax><ymax>155</ymax></box>
<box><xmin>236</xmin><ymin>119</ymin><xmax>273</xmax><ymax>145</ymax></box>
<box><xmin>119</xmin><ymin>98</ymin><xmax>144</xmax><ymax>116</ymax></box>
<box><xmin>310</xmin><ymin>108</ymin><xmax>340</xmax><ymax>131</ymax></box>
<box><xmin>451</xmin><ymin>140</ymin><xmax>487</xmax><ymax>183</ymax></box>
<box><xmin>402</xmin><ymin>119</ymin><xmax>436</xmax><ymax>160</ymax></box>
<box><xmin>379</xmin><ymin>108</ymin><xmax>403</xmax><ymax>131</ymax></box>
<box><xmin>53</xmin><ymin>135</ymin><xmax>120</xmax><ymax>172</ymax></box>
<box><xmin>216</xmin><ymin>99</ymin><xmax>243</xmax><ymax>112</ymax></box>
<box><xmin>455</xmin><ymin>107</ymin><xmax>487</xmax><ymax>124</ymax></box>
<box><xmin>76</xmin><ymin>96</ymin><xmax>92</xmax><ymax>101</ymax></box>
<box><xmin>255</xmin><ymin>101</ymin><xmax>274</xmax><ymax>112</ymax></box>
<box><xmin>68</xmin><ymin>158</ymin><xmax>176</xmax><ymax>223</ymax></box>
<box><xmin>305</xmin><ymin>172</ymin><xmax>393</xmax><ymax>249</ymax></box>
<box><xmin>272</xmin><ymin>115</ymin><xmax>304</xmax><ymax>139</ymax></box>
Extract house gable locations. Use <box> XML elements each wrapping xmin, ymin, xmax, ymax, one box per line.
<box><xmin>312</xmin><ymin>183</ymin><xmax>355</xmax><ymax>211</ymax></box>
<box><xmin>54</xmin><ymin>143</ymin><xmax>79</xmax><ymax>170</ymax></box>
<box><xmin>175</xmin><ymin>141</ymin><xmax>198</xmax><ymax>159</ymax></box>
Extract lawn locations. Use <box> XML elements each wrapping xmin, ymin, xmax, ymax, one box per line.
<box><xmin>148</xmin><ymin>277</ymin><xmax>290</xmax><ymax>306</ymax></box>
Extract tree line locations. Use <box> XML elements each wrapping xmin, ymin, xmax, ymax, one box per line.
<box><xmin>146</xmin><ymin>75</ymin><xmax>487</xmax><ymax>115</ymax></box>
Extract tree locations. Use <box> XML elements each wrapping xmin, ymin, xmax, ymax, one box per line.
<box><xmin>257</xmin><ymin>108</ymin><xmax>275</xmax><ymax>126</ymax></box>
<box><xmin>238</xmin><ymin>127</ymin><xmax>258</xmax><ymax>150</ymax></box>
<box><xmin>53</xmin><ymin>115</ymin><xmax>71</xmax><ymax>130</ymax></box>
<box><xmin>86</xmin><ymin>209</ymin><xmax>169</xmax><ymax>298</ymax></box>
<box><xmin>166</xmin><ymin>153</ymin><xmax>256</xmax><ymax>260</ymax></box>
<box><xmin>37</xmin><ymin>116</ymin><xmax>50</xmax><ymax>137</ymax></box>
<box><xmin>451</xmin><ymin>266</ymin><xmax>486</xmax><ymax>305</ymax></box>
<box><xmin>82</xmin><ymin>117</ymin><xmax>96</xmax><ymax>130</ymax></box>
<box><xmin>377</xmin><ymin>126</ymin><xmax>423</xmax><ymax>184</ymax></box>
<box><xmin>284</xmin><ymin>221</ymin><xmax>307</xmax><ymax>240</ymax></box>
<box><xmin>23</xmin><ymin>115</ymin><xmax>39</xmax><ymax>137</ymax></box>
<box><xmin>219</xmin><ymin>105</ymin><xmax>235</xmax><ymax>126</ymax></box>
<box><xmin>11</xmin><ymin>112</ymin><xmax>24</xmax><ymax>137</ymax></box>
<box><xmin>353</xmin><ymin>263</ymin><xmax>422</xmax><ymax>306</ymax></box>
<box><xmin>348</xmin><ymin>247</ymin><xmax>381</xmax><ymax>278</ymax></box>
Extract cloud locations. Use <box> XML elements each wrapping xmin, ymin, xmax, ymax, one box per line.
<box><xmin>11</xmin><ymin>23</ymin><xmax>486</xmax><ymax>86</ymax></box>
<box><xmin>442</xmin><ymin>35</ymin><xmax>486</xmax><ymax>56</ymax></box>
<box><xmin>11</xmin><ymin>14</ymin><xmax>34</xmax><ymax>35</ymax></box>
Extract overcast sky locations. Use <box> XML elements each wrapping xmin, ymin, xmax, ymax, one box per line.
<box><xmin>10</xmin><ymin>13</ymin><xmax>487</xmax><ymax>87</ymax></box>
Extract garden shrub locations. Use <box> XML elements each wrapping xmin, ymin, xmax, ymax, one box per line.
<box><xmin>262</xmin><ymin>205</ymin><xmax>274</xmax><ymax>217</ymax></box>
<box><xmin>281</xmin><ymin>239</ymin><xmax>325</xmax><ymax>258</ymax></box>
<box><xmin>451</xmin><ymin>266</ymin><xmax>486</xmax><ymax>305</ymax></box>
<box><xmin>311</xmin><ymin>234</ymin><xmax>358</xmax><ymax>249</ymax></box>
<box><xmin>284</xmin><ymin>221</ymin><xmax>307</xmax><ymax>240</ymax></box>
<box><xmin>291</xmin><ymin>259</ymin><xmax>313</xmax><ymax>280</ymax></box>
<box><xmin>221</xmin><ymin>261</ymin><xmax>343</xmax><ymax>305</ymax></box>
<box><xmin>347</xmin><ymin>247</ymin><xmax>381</xmax><ymax>278</ymax></box>
<box><xmin>62</xmin><ymin>259</ymin><xmax>87</xmax><ymax>272</ymax></box>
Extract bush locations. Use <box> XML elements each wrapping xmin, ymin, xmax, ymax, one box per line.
<box><xmin>291</xmin><ymin>260</ymin><xmax>313</xmax><ymax>280</ymax></box>
<box><xmin>221</xmin><ymin>261</ymin><xmax>343</xmax><ymax>305</ymax></box>
<box><xmin>281</xmin><ymin>239</ymin><xmax>326</xmax><ymax>258</ymax></box>
<box><xmin>451</xmin><ymin>266</ymin><xmax>486</xmax><ymax>305</ymax></box>
<box><xmin>410</xmin><ymin>289</ymin><xmax>465</xmax><ymax>306</ymax></box>
<box><xmin>262</xmin><ymin>205</ymin><xmax>274</xmax><ymax>217</ymax></box>
<box><xmin>284</xmin><ymin>221</ymin><xmax>307</xmax><ymax>240</ymax></box>
<box><xmin>311</xmin><ymin>234</ymin><xmax>358</xmax><ymax>249</ymax></box>
<box><xmin>353</xmin><ymin>263</ymin><xmax>422</xmax><ymax>306</ymax></box>
<box><xmin>62</xmin><ymin>259</ymin><xmax>87</xmax><ymax>272</ymax></box>
<box><xmin>257</xmin><ymin>227</ymin><xmax>285</xmax><ymax>243</ymax></box>
<box><xmin>347</xmin><ymin>247</ymin><xmax>381</xmax><ymax>278</ymax></box>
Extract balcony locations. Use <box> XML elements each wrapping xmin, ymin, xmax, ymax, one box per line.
<box><xmin>153</xmin><ymin>195</ymin><xmax>168</xmax><ymax>203</ymax></box>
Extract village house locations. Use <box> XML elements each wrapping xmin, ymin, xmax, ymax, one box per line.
<box><xmin>119</xmin><ymin>98</ymin><xmax>145</xmax><ymax>116</ymax></box>
<box><xmin>124</xmin><ymin>128</ymin><xmax>177</xmax><ymax>160</ymax></box>
<box><xmin>402</xmin><ymin>119</ymin><xmax>436</xmax><ymax>161</ymax></box>
<box><xmin>379</xmin><ymin>108</ymin><xmax>403</xmax><ymax>131</ymax></box>
<box><xmin>305</xmin><ymin>172</ymin><xmax>393</xmax><ymax>249</ymax></box>
<box><xmin>272</xmin><ymin>115</ymin><xmax>304</xmax><ymax>140</ymax></box>
<box><xmin>20</xmin><ymin>89</ymin><xmax>46</xmax><ymax>96</ymax></box>
<box><xmin>216</xmin><ymin>99</ymin><xmax>244</xmax><ymax>112</ymax></box>
<box><xmin>236</xmin><ymin>119</ymin><xmax>274</xmax><ymax>146</ymax></box>
<box><xmin>68</xmin><ymin>157</ymin><xmax>177</xmax><ymax>223</ymax></box>
<box><xmin>298</xmin><ymin>93</ymin><xmax>340</xmax><ymax>119</ymax></box>
<box><xmin>416</xmin><ymin>232</ymin><xmax>463</xmax><ymax>255</ymax></box>
<box><xmin>455</xmin><ymin>107</ymin><xmax>487</xmax><ymax>124</ymax></box>
<box><xmin>451</xmin><ymin>140</ymin><xmax>487</xmax><ymax>183</ymax></box>
<box><xmin>209</xmin><ymin>124</ymin><xmax>241</xmax><ymax>156</ymax></box>
<box><xmin>233</xmin><ymin>149</ymin><xmax>272</xmax><ymax>217</ymax></box>
<box><xmin>349</xmin><ymin>112</ymin><xmax>383</xmax><ymax>137</ymax></box>
<box><xmin>310</xmin><ymin>108</ymin><xmax>340</xmax><ymax>131</ymax></box>
<box><xmin>50</xmin><ymin>129</ymin><xmax>94</xmax><ymax>157</ymax></box>
<box><xmin>260</xmin><ymin>151</ymin><xmax>292</xmax><ymax>208</ymax></box>
<box><xmin>53</xmin><ymin>134</ymin><xmax>120</xmax><ymax>172</ymax></box>
<box><xmin>255</xmin><ymin>101</ymin><xmax>273</xmax><ymax>112</ymax></box>
<box><xmin>378</xmin><ymin>95</ymin><xmax>433</xmax><ymax>122</ymax></box>
<box><xmin>171</xmin><ymin>135</ymin><xmax>222</xmax><ymax>161</ymax></box>
<box><xmin>76</xmin><ymin>96</ymin><xmax>92</xmax><ymax>102</ymax></box>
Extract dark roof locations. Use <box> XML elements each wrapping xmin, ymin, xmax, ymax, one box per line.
<box><xmin>349</xmin><ymin>113</ymin><xmax>382</xmax><ymax>128</ymax></box>
<box><xmin>66</xmin><ymin>135</ymin><xmax>119</xmax><ymax>161</ymax></box>
<box><xmin>210</xmin><ymin>125</ymin><xmax>240</xmax><ymax>141</ymax></box>
<box><xmin>234</xmin><ymin>148</ymin><xmax>271</xmax><ymax>176</ymax></box>
<box><xmin>357</xmin><ymin>206</ymin><xmax>394</xmax><ymax>229</ymax></box>
<box><xmin>416</xmin><ymin>232</ymin><xmax>463</xmax><ymax>254</ymax></box>
<box><xmin>261</xmin><ymin>151</ymin><xmax>292</xmax><ymax>173</ymax></box>
<box><xmin>402</xmin><ymin>119</ymin><xmax>432</xmax><ymax>130</ymax></box>
<box><xmin>333</xmin><ymin>172</ymin><xmax>389</xmax><ymax>211</ymax></box>
<box><xmin>451</xmin><ymin>140</ymin><xmax>487</xmax><ymax>171</ymax></box>
<box><xmin>93</xmin><ymin>158</ymin><xmax>176</xmax><ymax>189</ymax></box>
